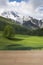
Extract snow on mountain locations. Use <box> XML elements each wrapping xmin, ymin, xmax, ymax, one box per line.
<box><xmin>1</xmin><ymin>10</ymin><xmax>23</xmax><ymax>24</ymax></box>
<box><xmin>1</xmin><ymin>10</ymin><xmax>43</xmax><ymax>28</ymax></box>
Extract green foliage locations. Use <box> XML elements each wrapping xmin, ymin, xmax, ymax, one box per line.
<box><xmin>0</xmin><ymin>33</ymin><xmax>43</xmax><ymax>50</ymax></box>
<box><xmin>37</xmin><ymin>28</ymin><xmax>43</xmax><ymax>36</ymax></box>
<box><xmin>0</xmin><ymin>16</ymin><xmax>43</xmax><ymax>36</ymax></box>
<box><xmin>3</xmin><ymin>25</ymin><xmax>15</xmax><ymax>38</ymax></box>
<box><xmin>0</xmin><ymin>16</ymin><xmax>30</xmax><ymax>35</ymax></box>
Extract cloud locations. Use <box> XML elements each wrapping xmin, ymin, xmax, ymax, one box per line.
<box><xmin>0</xmin><ymin>0</ymin><xmax>8</xmax><ymax>8</ymax></box>
<box><xmin>8</xmin><ymin>1</ymin><xmax>33</xmax><ymax>16</ymax></box>
<box><xmin>29</xmin><ymin>0</ymin><xmax>43</xmax><ymax>9</ymax></box>
<box><xmin>0</xmin><ymin>0</ymin><xmax>9</xmax><ymax>14</ymax></box>
<box><xmin>0</xmin><ymin>0</ymin><xmax>43</xmax><ymax>19</ymax></box>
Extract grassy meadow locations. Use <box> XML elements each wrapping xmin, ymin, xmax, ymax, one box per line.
<box><xmin>0</xmin><ymin>32</ymin><xmax>43</xmax><ymax>50</ymax></box>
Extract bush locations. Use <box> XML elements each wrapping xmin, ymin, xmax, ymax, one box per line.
<box><xmin>3</xmin><ymin>24</ymin><xmax>15</xmax><ymax>38</ymax></box>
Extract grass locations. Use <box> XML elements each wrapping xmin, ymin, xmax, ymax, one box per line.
<box><xmin>0</xmin><ymin>32</ymin><xmax>43</xmax><ymax>50</ymax></box>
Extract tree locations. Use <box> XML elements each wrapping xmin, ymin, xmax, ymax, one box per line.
<box><xmin>3</xmin><ymin>24</ymin><xmax>15</xmax><ymax>39</ymax></box>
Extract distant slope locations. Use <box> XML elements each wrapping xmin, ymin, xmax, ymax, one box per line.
<box><xmin>23</xmin><ymin>17</ymin><xmax>43</xmax><ymax>29</ymax></box>
<box><xmin>1</xmin><ymin>11</ymin><xmax>23</xmax><ymax>24</ymax></box>
<box><xmin>0</xmin><ymin>16</ymin><xmax>30</xmax><ymax>35</ymax></box>
<box><xmin>1</xmin><ymin>10</ymin><xmax>43</xmax><ymax>29</ymax></box>
<box><xmin>0</xmin><ymin>16</ymin><xmax>43</xmax><ymax>36</ymax></box>
<box><xmin>0</xmin><ymin>16</ymin><xmax>16</xmax><ymax>31</ymax></box>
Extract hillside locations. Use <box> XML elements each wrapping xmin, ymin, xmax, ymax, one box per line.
<box><xmin>0</xmin><ymin>16</ymin><xmax>43</xmax><ymax>50</ymax></box>
<box><xmin>0</xmin><ymin>16</ymin><xmax>14</xmax><ymax>31</ymax></box>
<box><xmin>0</xmin><ymin>16</ymin><xmax>30</xmax><ymax>35</ymax></box>
<box><xmin>0</xmin><ymin>16</ymin><xmax>43</xmax><ymax>36</ymax></box>
<box><xmin>23</xmin><ymin>17</ymin><xmax>43</xmax><ymax>29</ymax></box>
<box><xmin>1</xmin><ymin>11</ymin><xmax>43</xmax><ymax>29</ymax></box>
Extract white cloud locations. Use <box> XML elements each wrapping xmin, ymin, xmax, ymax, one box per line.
<box><xmin>0</xmin><ymin>0</ymin><xmax>8</xmax><ymax>8</ymax></box>
<box><xmin>8</xmin><ymin>1</ymin><xmax>33</xmax><ymax>17</ymax></box>
<box><xmin>0</xmin><ymin>0</ymin><xmax>43</xmax><ymax>19</ymax></box>
<box><xmin>0</xmin><ymin>0</ymin><xmax>8</xmax><ymax>14</ymax></box>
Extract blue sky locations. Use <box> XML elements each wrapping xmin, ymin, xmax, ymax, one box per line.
<box><xmin>9</xmin><ymin>0</ymin><xmax>23</xmax><ymax>2</ymax></box>
<box><xmin>9</xmin><ymin>0</ymin><xmax>28</xmax><ymax>2</ymax></box>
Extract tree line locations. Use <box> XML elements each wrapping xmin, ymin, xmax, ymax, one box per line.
<box><xmin>0</xmin><ymin>16</ymin><xmax>43</xmax><ymax>39</ymax></box>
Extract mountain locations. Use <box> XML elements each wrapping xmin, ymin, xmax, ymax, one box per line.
<box><xmin>23</xmin><ymin>16</ymin><xmax>43</xmax><ymax>29</ymax></box>
<box><xmin>1</xmin><ymin>11</ymin><xmax>19</xmax><ymax>18</ymax></box>
<box><xmin>1</xmin><ymin>10</ymin><xmax>43</xmax><ymax>29</ymax></box>
<box><xmin>0</xmin><ymin>16</ymin><xmax>43</xmax><ymax>36</ymax></box>
<box><xmin>0</xmin><ymin>16</ymin><xmax>31</xmax><ymax>35</ymax></box>
<box><xmin>1</xmin><ymin>11</ymin><xmax>23</xmax><ymax>24</ymax></box>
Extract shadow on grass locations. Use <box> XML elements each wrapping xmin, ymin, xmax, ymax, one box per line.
<box><xmin>8</xmin><ymin>38</ymin><xmax>24</xmax><ymax>41</ymax></box>
<box><xmin>3</xmin><ymin>44</ymin><xmax>43</xmax><ymax>50</ymax></box>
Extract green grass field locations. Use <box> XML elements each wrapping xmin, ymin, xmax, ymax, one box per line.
<box><xmin>0</xmin><ymin>32</ymin><xmax>43</xmax><ymax>50</ymax></box>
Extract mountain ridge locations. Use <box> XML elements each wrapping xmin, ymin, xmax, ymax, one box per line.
<box><xmin>0</xmin><ymin>10</ymin><xmax>43</xmax><ymax>29</ymax></box>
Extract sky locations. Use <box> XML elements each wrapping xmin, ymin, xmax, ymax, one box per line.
<box><xmin>9</xmin><ymin>0</ymin><xmax>22</xmax><ymax>2</ymax></box>
<box><xmin>0</xmin><ymin>0</ymin><xmax>43</xmax><ymax>19</ymax></box>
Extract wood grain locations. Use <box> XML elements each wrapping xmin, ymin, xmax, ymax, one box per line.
<box><xmin>0</xmin><ymin>50</ymin><xmax>43</xmax><ymax>65</ymax></box>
